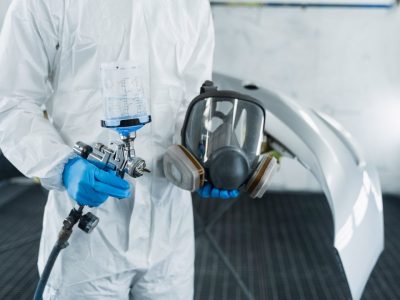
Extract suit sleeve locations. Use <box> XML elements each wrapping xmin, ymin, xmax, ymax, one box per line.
<box><xmin>173</xmin><ymin>0</ymin><xmax>215</xmax><ymax>144</ymax></box>
<box><xmin>0</xmin><ymin>0</ymin><xmax>74</xmax><ymax>190</ymax></box>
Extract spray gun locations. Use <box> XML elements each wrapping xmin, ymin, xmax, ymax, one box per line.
<box><xmin>33</xmin><ymin>62</ymin><xmax>151</xmax><ymax>300</ymax></box>
<box><xmin>59</xmin><ymin>129</ymin><xmax>151</xmax><ymax>236</ymax></box>
<box><xmin>67</xmin><ymin>131</ymin><xmax>151</xmax><ymax>234</ymax></box>
<box><xmin>63</xmin><ymin>61</ymin><xmax>152</xmax><ymax>236</ymax></box>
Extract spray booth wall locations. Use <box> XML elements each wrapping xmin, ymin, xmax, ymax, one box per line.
<box><xmin>0</xmin><ymin>2</ymin><xmax>399</xmax><ymax>194</ymax></box>
<box><xmin>212</xmin><ymin>6</ymin><xmax>400</xmax><ymax>194</ymax></box>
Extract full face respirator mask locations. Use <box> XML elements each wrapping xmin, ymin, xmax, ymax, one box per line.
<box><xmin>163</xmin><ymin>81</ymin><xmax>278</xmax><ymax>198</ymax></box>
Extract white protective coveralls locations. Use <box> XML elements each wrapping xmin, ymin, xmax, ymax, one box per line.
<box><xmin>0</xmin><ymin>0</ymin><xmax>214</xmax><ymax>299</ymax></box>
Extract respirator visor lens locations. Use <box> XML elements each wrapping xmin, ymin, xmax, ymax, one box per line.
<box><xmin>184</xmin><ymin>97</ymin><xmax>265</xmax><ymax>165</ymax></box>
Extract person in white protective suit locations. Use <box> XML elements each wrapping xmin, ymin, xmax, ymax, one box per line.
<box><xmin>0</xmin><ymin>0</ymin><xmax>214</xmax><ymax>299</ymax></box>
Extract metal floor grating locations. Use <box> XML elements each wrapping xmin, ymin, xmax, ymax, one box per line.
<box><xmin>0</xmin><ymin>184</ymin><xmax>46</xmax><ymax>300</ymax></box>
<box><xmin>193</xmin><ymin>193</ymin><xmax>400</xmax><ymax>300</ymax></box>
<box><xmin>0</xmin><ymin>184</ymin><xmax>399</xmax><ymax>299</ymax></box>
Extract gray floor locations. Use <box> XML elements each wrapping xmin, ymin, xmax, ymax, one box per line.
<box><xmin>0</xmin><ymin>183</ymin><xmax>399</xmax><ymax>299</ymax></box>
<box><xmin>193</xmin><ymin>193</ymin><xmax>400</xmax><ymax>300</ymax></box>
<box><xmin>0</xmin><ymin>183</ymin><xmax>45</xmax><ymax>300</ymax></box>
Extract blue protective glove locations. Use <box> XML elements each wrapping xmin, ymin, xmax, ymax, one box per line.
<box><xmin>63</xmin><ymin>157</ymin><xmax>132</xmax><ymax>207</ymax></box>
<box><xmin>197</xmin><ymin>183</ymin><xmax>240</xmax><ymax>200</ymax></box>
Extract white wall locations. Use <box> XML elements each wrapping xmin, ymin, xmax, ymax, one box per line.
<box><xmin>212</xmin><ymin>6</ymin><xmax>400</xmax><ymax>194</ymax></box>
<box><xmin>0</xmin><ymin>3</ymin><xmax>399</xmax><ymax>193</ymax></box>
